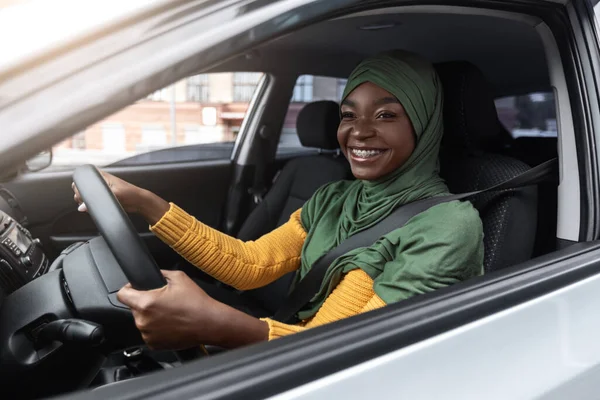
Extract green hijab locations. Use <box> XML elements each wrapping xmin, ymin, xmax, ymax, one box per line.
<box><xmin>295</xmin><ymin>50</ymin><xmax>484</xmax><ymax>320</ymax></box>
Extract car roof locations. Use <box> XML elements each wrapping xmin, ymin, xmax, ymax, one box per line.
<box><xmin>214</xmin><ymin>9</ymin><xmax>550</xmax><ymax>97</ymax></box>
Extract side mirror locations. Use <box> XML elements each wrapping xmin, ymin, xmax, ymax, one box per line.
<box><xmin>25</xmin><ymin>149</ymin><xmax>53</xmax><ymax>172</ymax></box>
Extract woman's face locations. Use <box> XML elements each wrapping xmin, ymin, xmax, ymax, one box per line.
<box><xmin>338</xmin><ymin>82</ymin><xmax>416</xmax><ymax>181</ymax></box>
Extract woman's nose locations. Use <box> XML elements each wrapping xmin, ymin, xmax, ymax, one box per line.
<box><xmin>351</xmin><ymin>119</ymin><xmax>376</xmax><ymax>139</ymax></box>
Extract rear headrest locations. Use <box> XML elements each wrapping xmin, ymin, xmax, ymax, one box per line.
<box><xmin>296</xmin><ymin>100</ymin><xmax>340</xmax><ymax>150</ymax></box>
<box><xmin>435</xmin><ymin>61</ymin><xmax>510</xmax><ymax>154</ymax></box>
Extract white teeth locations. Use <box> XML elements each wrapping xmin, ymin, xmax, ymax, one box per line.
<box><xmin>351</xmin><ymin>148</ymin><xmax>383</xmax><ymax>158</ymax></box>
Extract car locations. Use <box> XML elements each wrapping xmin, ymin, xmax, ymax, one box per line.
<box><xmin>1</xmin><ymin>0</ymin><xmax>600</xmax><ymax>398</ymax></box>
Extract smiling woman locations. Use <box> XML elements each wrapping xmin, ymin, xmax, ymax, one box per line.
<box><xmin>296</xmin><ymin>50</ymin><xmax>482</xmax><ymax>320</ymax></box>
<box><xmin>70</xmin><ymin>50</ymin><xmax>484</xmax><ymax>349</ymax></box>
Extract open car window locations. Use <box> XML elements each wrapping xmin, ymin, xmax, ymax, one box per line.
<box><xmin>42</xmin><ymin>72</ymin><xmax>264</xmax><ymax>171</ymax></box>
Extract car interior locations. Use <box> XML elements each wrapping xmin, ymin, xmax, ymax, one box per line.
<box><xmin>210</xmin><ymin>11</ymin><xmax>561</xmax><ymax>313</ymax></box>
<box><xmin>0</xmin><ymin>5</ymin><xmax>574</xmax><ymax>399</ymax></box>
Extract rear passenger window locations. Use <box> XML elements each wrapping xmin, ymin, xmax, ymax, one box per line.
<box><xmin>278</xmin><ymin>75</ymin><xmax>346</xmax><ymax>156</ymax></box>
<box><xmin>495</xmin><ymin>92</ymin><xmax>557</xmax><ymax>138</ymax></box>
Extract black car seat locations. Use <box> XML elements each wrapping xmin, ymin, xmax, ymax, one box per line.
<box><xmin>237</xmin><ymin>100</ymin><xmax>351</xmax><ymax>240</ymax></box>
<box><xmin>509</xmin><ymin>136</ymin><xmax>558</xmax><ymax>256</ymax></box>
<box><xmin>436</xmin><ymin>61</ymin><xmax>539</xmax><ymax>272</ymax></box>
<box><xmin>238</xmin><ymin>100</ymin><xmax>352</xmax><ymax>314</ymax></box>
<box><xmin>511</xmin><ymin>136</ymin><xmax>558</xmax><ymax>167</ymax></box>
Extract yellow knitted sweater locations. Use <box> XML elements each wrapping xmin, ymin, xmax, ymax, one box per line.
<box><xmin>150</xmin><ymin>203</ymin><xmax>386</xmax><ymax>340</ymax></box>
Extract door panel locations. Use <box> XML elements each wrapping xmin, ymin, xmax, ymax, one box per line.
<box><xmin>2</xmin><ymin>160</ymin><xmax>232</xmax><ymax>265</ymax></box>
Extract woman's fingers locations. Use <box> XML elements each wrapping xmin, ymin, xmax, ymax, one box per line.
<box><xmin>116</xmin><ymin>284</ymin><xmax>145</xmax><ymax>309</ymax></box>
<box><xmin>72</xmin><ymin>170</ymin><xmax>143</xmax><ymax>214</ymax></box>
<box><xmin>72</xmin><ymin>182</ymin><xmax>87</xmax><ymax>212</ymax></box>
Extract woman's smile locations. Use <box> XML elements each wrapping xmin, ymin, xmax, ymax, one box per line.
<box><xmin>348</xmin><ymin>147</ymin><xmax>390</xmax><ymax>163</ymax></box>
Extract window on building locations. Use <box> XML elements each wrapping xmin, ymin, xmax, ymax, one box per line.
<box><xmin>43</xmin><ymin>72</ymin><xmax>265</xmax><ymax>171</ymax></box>
<box><xmin>278</xmin><ymin>75</ymin><xmax>345</xmax><ymax>156</ymax></box>
<box><xmin>187</xmin><ymin>74</ymin><xmax>210</xmax><ymax>102</ymax></box>
<box><xmin>494</xmin><ymin>92</ymin><xmax>557</xmax><ymax>138</ymax></box>
<box><xmin>147</xmin><ymin>87</ymin><xmax>172</xmax><ymax>102</ymax></box>
<box><xmin>102</xmin><ymin>123</ymin><xmax>126</xmax><ymax>153</ymax></box>
<box><xmin>184</xmin><ymin>126</ymin><xmax>202</xmax><ymax>144</ymax></box>
<box><xmin>233</xmin><ymin>72</ymin><xmax>262</xmax><ymax>102</ymax></box>
<box><xmin>139</xmin><ymin>125</ymin><xmax>168</xmax><ymax>151</ymax></box>
<box><xmin>291</xmin><ymin>75</ymin><xmax>314</xmax><ymax>103</ymax></box>
<box><xmin>184</xmin><ymin>125</ymin><xmax>225</xmax><ymax>145</ymax></box>
<box><xmin>72</xmin><ymin>132</ymin><xmax>86</xmax><ymax>150</ymax></box>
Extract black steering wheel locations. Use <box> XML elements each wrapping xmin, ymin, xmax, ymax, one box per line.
<box><xmin>73</xmin><ymin>165</ymin><xmax>204</xmax><ymax>362</ymax></box>
<box><xmin>73</xmin><ymin>165</ymin><xmax>166</xmax><ymax>291</ymax></box>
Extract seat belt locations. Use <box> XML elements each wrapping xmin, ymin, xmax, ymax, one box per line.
<box><xmin>248</xmin><ymin>126</ymin><xmax>271</xmax><ymax>204</ymax></box>
<box><xmin>273</xmin><ymin>158</ymin><xmax>558</xmax><ymax>324</ymax></box>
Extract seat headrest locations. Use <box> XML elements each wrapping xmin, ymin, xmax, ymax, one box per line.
<box><xmin>296</xmin><ymin>100</ymin><xmax>340</xmax><ymax>150</ymax></box>
<box><xmin>435</xmin><ymin>61</ymin><xmax>509</xmax><ymax>153</ymax></box>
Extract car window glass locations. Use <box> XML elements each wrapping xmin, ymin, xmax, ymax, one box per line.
<box><xmin>494</xmin><ymin>92</ymin><xmax>557</xmax><ymax>138</ymax></box>
<box><xmin>45</xmin><ymin>72</ymin><xmax>264</xmax><ymax>171</ymax></box>
<box><xmin>278</xmin><ymin>75</ymin><xmax>346</xmax><ymax>156</ymax></box>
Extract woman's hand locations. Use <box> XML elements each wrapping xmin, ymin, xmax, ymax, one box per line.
<box><xmin>72</xmin><ymin>170</ymin><xmax>169</xmax><ymax>225</ymax></box>
<box><xmin>72</xmin><ymin>171</ymin><xmax>142</xmax><ymax>213</ymax></box>
<box><xmin>117</xmin><ymin>270</ymin><xmax>269</xmax><ymax>350</ymax></box>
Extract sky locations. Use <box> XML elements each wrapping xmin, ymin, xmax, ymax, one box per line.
<box><xmin>0</xmin><ymin>0</ymin><xmax>29</xmax><ymax>8</ymax></box>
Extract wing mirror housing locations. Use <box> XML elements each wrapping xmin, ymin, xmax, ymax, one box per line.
<box><xmin>25</xmin><ymin>149</ymin><xmax>53</xmax><ymax>172</ymax></box>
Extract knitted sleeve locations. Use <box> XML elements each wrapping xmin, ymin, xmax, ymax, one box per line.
<box><xmin>150</xmin><ymin>203</ymin><xmax>306</xmax><ymax>290</ymax></box>
<box><xmin>261</xmin><ymin>269</ymin><xmax>386</xmax><ymax>340</ymax></box>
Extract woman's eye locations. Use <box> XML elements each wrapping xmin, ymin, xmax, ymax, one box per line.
<box><xmin>341</xmin><ymin>111</ymin><xmax>355</xmax><ymax>119</ymax></box>
<box><xmin>377</xmin><ymin>112</ymin><xmax>396</xmax><ymax>119</ymax></box>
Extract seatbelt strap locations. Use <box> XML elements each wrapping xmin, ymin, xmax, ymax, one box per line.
<box><xmin>249</xmin><ymin>126</ymin><xmax>270</xmax><ymax>204</ymax></box>
<box><xmin>272</xmin><ymin>158</ymin><xmax>558</xmax><ymax>323</ymax></box>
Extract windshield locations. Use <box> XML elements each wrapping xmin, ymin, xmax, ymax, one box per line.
<box><xmin>0</xmin><ymin>0</ymin><xmax>166</xmax><ymax>74</ymax></box>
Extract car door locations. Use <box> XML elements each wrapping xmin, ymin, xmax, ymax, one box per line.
<box><xmin>1</xmin><ymin>72</ymin><xmax>268</xmax><ymax>266</ymax></box>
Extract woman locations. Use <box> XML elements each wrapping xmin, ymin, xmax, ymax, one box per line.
<box><xmin>73</xmin><ymin>50</ymin><xmax>484</xmax><ymax>350</ymax></box>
